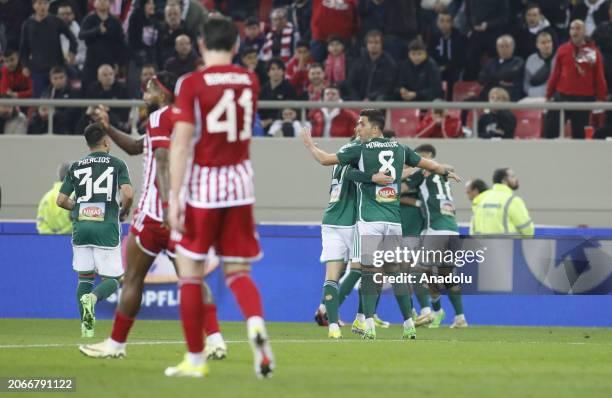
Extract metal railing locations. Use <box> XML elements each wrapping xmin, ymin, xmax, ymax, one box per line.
<box><xmin>1</xmin><ymin>98</ymin><xmax>611</xmax><ymax>137</ymax></box>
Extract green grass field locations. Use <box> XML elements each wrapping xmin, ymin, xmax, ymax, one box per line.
<box><xmin>1</xmin><ymin>319</ymin><xmax>611</xmax><ymax>398</ymax></box>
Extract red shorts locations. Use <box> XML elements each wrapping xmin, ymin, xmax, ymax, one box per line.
<box><xmin>130</xmin><ymin>211</ymin><xmax>175</xmax><ymax>257</ymax></box>
<box><xmin>175</xmin><ymin>204</ymin><xmax>262</xmax><ymax>262</ymax></box>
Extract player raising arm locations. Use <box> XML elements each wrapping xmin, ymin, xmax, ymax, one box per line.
<box><xmin>78</xmin><ymin>72</ymin><xmax>227</xmax><ymax>360</ymax></box>
<box><xmin>56</xmin><ymin>123</ymin><xmax>133</xmax><ymax>339</ymax></box>
<box><xmin>167</xmin><ymin>16</ymin><xmax>274</xmax><ymax>379</ymax></box>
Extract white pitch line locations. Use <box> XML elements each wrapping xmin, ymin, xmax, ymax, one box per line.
<box><xmin>0</xmin><ymin>339</ymin><xmax>609</xmax><ymax>350</ymax></box>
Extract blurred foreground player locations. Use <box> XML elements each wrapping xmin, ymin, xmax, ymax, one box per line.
<box><xmin>166</xmin><ymin>17</ymin><xmax>275</xmax><ymax>378</ymax></box>
<box><xmin>56</xmin><ymin>123</ymin><xmax>134</xmax><ymax>338</ymax></box>
<box><xmin>78</xmin><ymin>73</ymin><xmax>227</xmax><ymax>360</ymax></box>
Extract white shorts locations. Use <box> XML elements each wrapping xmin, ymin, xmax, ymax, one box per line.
<box><xmin>354</xmin><ymin>221</ymin><xmax>402</xmax><ymax>266</ymax></box>
<box><xmin>320</xmin><ymin>225</ymin><xmax>355</xmax><ymax>263</ymax></box>
<box><xmin>72</xmin><ymin>246</ymin><xmax>124</xmax><ymax>278</ymax></box>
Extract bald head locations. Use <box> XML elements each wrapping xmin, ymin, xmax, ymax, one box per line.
<box><xmin>570</xmin><ymin>20</ymin><xmax>586</xmax><ymax>45</ymax></box>
<box><xmin>175</xmin><ymin>34</ymin><xmax>192</xmax><ymax>58</ymax></box>
<box><xmin>97</xmin><ymin>64</ymin><xmax>114</xmax><ymax>89</ymax></box>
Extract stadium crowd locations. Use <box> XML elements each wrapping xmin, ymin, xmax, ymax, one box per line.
<box><xmin>0</xmin><ymin>0</ymin><xmax>611</xmax><ymax>139</ymax></box>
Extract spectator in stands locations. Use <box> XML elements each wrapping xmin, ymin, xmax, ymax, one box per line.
<box><xmin>0</xmin><ymin>94</ymin><xmax>27</xmax><ymax>134</ymax></box>
<box><xmin>86</xmin><ymin>64</ymin><xmax>129</xmax><ymax>128</ymax></box>
<box><xmin>532</xmin><ymin>0</ymin><xmax>570</xmax><ymax>39</ymax></box>
<box><xmin>382</xmin><ymin>0</ymin><xmax>420</xmax><ymax>61</ymax></box>
<box><xmin>0</xmin><ymin>0</ymin><xmax>35</xmax><ymax>51</ymax></box>
<box><xmin>478</xmin><ymin>87</ymin><xmax>516</xmax><ymax>139</ymax></box>
<box><xmin>570</xmin><ymin>0</ymin><xmax>611</xmax><ymax>36</ymax></box>
<box><xmin>464</xmin><ymin>0</ymin><xmax>510</xmax><ymax>80</ymax></box>
<box><xmin>428</xmin><ymin>9</ymin><xmax>466</xmax><ymax>100</ymax></box>
<box><xmin>57</xmin><ymin>1</ymin><xmax>86</xmax><ymax>75</ymax></box>
<box><xmin>20</xmin><ymin>0</ymin><xmax>77</xmax><ymax>97</ymax></box>
<box><xmin>259</xmin><ymin>57</ymin><xmax>298</xmax><ymax>131</ymax></box>
<box><xmin>27</xmin><ymin>105</ymin><xmax>52</xmax><ymax>134</ymax></box>
<box><xmin>0</xmin><ymin>49</ymin><xmax>33</xmax><ymax>98</ymax></box>
<box><xmin>36</xmin><ymin>161</ymin><xmax>72</xmax><ymax>234</ymax></box>
<box><xmin>478</xmin><ymin>35</ymin><xmax>525</xmax><ymax>102</ymax></box>
<box><xmin>286</xmin><ymin>39</ymin><xmax>315</xmax><ymax>98</ymax></box>
<box><xmin>240</xmin><ymin>17</ymin><xmax>265</xmax><ymax>57</ymax></box>
<box><xmin>164</xmin><ymin>34</ymin><xmax>201</xmax><ymax>78</ymax></box>
<box><xmin>523</xmin><ymin>31</ymin><xmax>556</xmax><ymax>99</ymax></box>
<box><xmin>80</xmin><ymin>0</ymin><xmax>127</xmax><ymax>91</ymax></box>
<box><xmin>239</xmin><ymin>46</ymin><xmax>267</xmax><ymax>87</ymax></box>
<box><xmin>39</xmin><ymin>66</ymin><xmax>80</xmax><ymax>134</ymax></box>
<box><xmin>288</xmin><ymin>0</ymin><xmax>312</xmax><ymax>43</ymax></box>
<box><xmin>395</xmin><ymin>38</ymin><xmax>443</xmax><ymax>102</ymax></box>
<box><xmin>346</xmin><ymin>30</ymin><xmax>397</xmax><ymax>101</ymax></box>
<box><xmin>310</xmin><ymin>0</ymin><xmax>359</xmax><ymax>62</ymax></box>
<box><xmin>305</xmin><ymin>63</ymin><xmax>326</xmax><ymax>101</ymax></box>
<box><xmin>514</xmin><ymin>3</ymin><xmax>558</xmax><ymax>61</ymax></box>
<box><xmin>157</xmin><ymin>2</ymin><xmax>192</xmax><ymax>69</ymax></box>
<box><xmin>261</xmin><ymin>8</ymin><xmax>297</xmax><ymax>63</ymax></box>
<box><xmin>358</xmin><ymin>0</ymin><xmax>385</xmax><ymax>44</ymax></box>
<box><xmin>545</xmin><ymin>19</ymin><xmax>608</xmax><ymax>139</ymax></box>
<box><xmin>592</xmin><ymin>2</ymin><xmax>612</xmax><ymax>98</ymax></box>
<box><xmin>324</xmin><ymin>35</ymin><xmax>349</xmax><ymax>87</ymax></box>
<box><xmin>416</xmin><ymin>103</ymin><xmax>463</xmax><ymax>138</ymax></box>
<box><xmin>127</xmin><ymin>0</ymin><xmax>160</xmax><ymax>97</ymax></box>
<box><xmin>169</xmin><ymin>0</ymin><xmax>209</xmax><ymax>38</ymax></box>
<box><xmin>267</xmin><ymin>107</ymin><xmax>311</xmax><ymax>137</ymax></box>
<box><xmin>308</xmin><ymin>84</ymin><xmax>358</xmax><ymax>137</ymax></box>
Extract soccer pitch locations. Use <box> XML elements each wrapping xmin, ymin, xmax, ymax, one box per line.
<box><xmin>1</xmin><ymin>320</ymin><xmax>611</xmax><ymax>397</ymax></box>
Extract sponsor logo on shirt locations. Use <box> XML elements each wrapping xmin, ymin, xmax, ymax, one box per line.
<box><xmin>376</xmin><ymin>184</ymin><xmax>398</xmax><ymax>203</ymax></box>
<box><xmin>79</xmin><ymin>203</ymin><xmax>105</xmax><ymax>222</ymax></box>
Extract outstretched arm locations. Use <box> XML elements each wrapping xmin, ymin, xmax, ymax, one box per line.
<box><xmin>299</xmin><ymin>127</ymin><xmax>340</xmax><ymax>166</ymax></box>
<box><xmin>417</xmin><ymin>158</ymin><xmax>462</xmax><ymax>183</ymax></box>
<box><xmin>95</xmin><ymin>106</ymin><xmax>143</xmax><ymax>155</ymax></box>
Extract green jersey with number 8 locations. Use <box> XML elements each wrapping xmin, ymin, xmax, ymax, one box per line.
<box><xmin>408</xmin><ymin>169</ymin><xmax>458</xmax><ymax>232</ymax></box>
<box><xmin>337</xmin><ymin>137</ymin><xmax>421</xmax><ymax>224</ymax></box>
<box><xmin>60</xmin><ymin>152</ymin><xmax>131</xmax><ymax>248</ymax></box>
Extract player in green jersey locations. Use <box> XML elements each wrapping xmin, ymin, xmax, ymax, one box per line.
<box><xmin>318</xmin><ymin>137</ymin><xmax>394</xmax><ymax>339</ymax></box>
<box><xmin>301</xmin><ymin>109</ymin><xmax>460</xmax><ymax>340</ymax></box>
<box><xmin>408</xmin><ymin>144</ymin><xmax>467</xmax><ymax>329</ymax></box>
<box><xmin>57</xmin><ymin>123</ymin><xmax>134</xmax><ymax>338</ymax></box>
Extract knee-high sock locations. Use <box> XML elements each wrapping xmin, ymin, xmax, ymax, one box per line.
<box><xmin>389</xmin><ymin>272</ymin><xmax>413</xmax><ymax>321</ymax></box>
<box><xmin>415</xmin><ymin>280</ymin><xmax>431</xmax><ymax>309</ymax></box>
<box><xmin>77</xmin><ymin>273</ymin><xmax>94</xmax><ymax>319</ymax></box>
<box><xmin>338</xmin><ymin>269</ymin><xmax>361</xmax><ymax>306</ymax></box>
<box><xmin>93</xmin><ymin>277</ymin><xmax>120</xmax><ymax>301</ymax></box>
<box><xmin>361</xmin><ymin>270</ymin><xmax>380</xmax><ymax>318</ymax></box>
<box><xmin>111</xmin><ymin>310</ymin><xmax>135</xmax><ymax>343</ymax></box>
<box><xmin>431</xmin><ymin>295</ymin><xmax>442</xmax><ymax>312</ymax></box>
<box><xmin>179</xmin><ymin>278</ymin><xmax>204</xmax><ymax>353</ymax></box>
<box><xmin>448</xmin><ymin>287</ymin><xmax>464</xmax><ymax>315</ymax></box>
<box><xmin>323</xmin><ymin>280</ymin><xmax>339</xmax><ymax>324</ymax></box>
<box><xmin>203</xmin><ymin>303</ymin><xmax>220</xmax><ymax>335</ymax></box>
<box><xmin>226</xmin><ymin>272</ymin><xmax>263</xmax><ymax>319</ymax></box>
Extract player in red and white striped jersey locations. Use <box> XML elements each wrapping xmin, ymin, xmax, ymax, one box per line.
<box><xmin>79</xmin><ymin>72</ymin><xmax>227</xmax><ymax>361</ymax></box>
<box><xmin>167</xmin><ymin>17</ymin><xmax>274</xmax><ymax>379</ymax></box>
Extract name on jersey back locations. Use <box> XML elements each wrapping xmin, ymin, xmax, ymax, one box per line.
<box><xmin>204</xmin><ymin>73</ymin><xmax>252</xmax><ymax>86</ymax></box>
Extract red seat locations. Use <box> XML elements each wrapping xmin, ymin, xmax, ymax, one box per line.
<box><xmin>452</xmin><ymin>81</ymin><xmax>483</xmax><ymax>102</ymax></box>
<box><xmin>514</xmin><ymin>109</ymin><xmax>543</xmax><ymax>139</ymax></box>
<box><xmin>389</xmin><ymin>109</ymin><xmax>421</xmax><ymax>137</ymax></box>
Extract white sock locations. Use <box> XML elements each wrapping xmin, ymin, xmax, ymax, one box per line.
<box><xmin>329</xmin><ymin>323</ymin><xmax>339</xmax><ymax>332</ymax></box>
<box><xmin>421</xmin><ymin>307</ymin><xmax>432</xmax><ymax>316</ymax></box>
<box><xmin>455</xmin><ymin>314</ymin><xmax>465</xmax><ymax>321</ymax></box>
<box><xmin>403</xmin><ymin>318</ymin><xmax>415</xmax><ymax>329</ymax></box>
<box><xmin>356</xmin><ymin>313</ymin><xmax>366</xmax><ymax>323</ymax></box>
<box><xmin>246</xmin><ymin>316</ymin><xmax>266</xmax><ymax>338</ymax></box>
<box><xmin>206</xmin><ymin>332</ymin><xmax>224</xmax><ymax>346</ymax></box>
<box><xmin>365</xmin><ymin>317</ymin><xmax>375</xmax><ymax>329</ymax></box>
<box><xmin>186</xmin><ymin>352</ymin><xmax>204</xmax><ymax>367</ymax></box>
<box><xmin>318</xmin><ymin>303</ymin><xmax>327</xmax><ymax>313</ymax></box>
<box><xmin>107</xmin><ymin>338</ymin><xmax>125</xmax><ymax>351</ymax></box>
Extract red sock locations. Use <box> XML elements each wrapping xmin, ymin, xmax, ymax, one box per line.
<box><xmin>203</xmin><ymin>303</ymin><xmax>220</xmax><ymax>335</ymax></box>
<box><xmin>110</xmin><ymin>310</ymin><xmax>135</xmax><ymax>343</ymax></box>
<box><xmin>226</xmin><ymin>272</ymin><xmax>263</xmax><ymax>319</ymax></box>
<box><xmin>179</xmin><ymin>279</ymin><xmax>204</xmax><ymax>353</ymax></box>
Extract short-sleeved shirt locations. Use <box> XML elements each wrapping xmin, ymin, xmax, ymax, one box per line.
<box><xmin>173</xmin><ymin>64</ymin><xmax>260</xmax><ymax>209</ymax></box>
<box><xmin>408</xmin><ymin>169</ymin><xmax>458</xmax><ymax>232</ymax></box>
<box><xmin>321</xmin><ymin>141</ymin><xmax>359</xmax><ymax>227</ymax></box>
<box><xmin>336</xmin><ymin>137</ymin><xmax>421</xmax><ymax>224</ymax></box>
<box><xmin>138</xmin><ymin>105</ymin><xmax>173</xmax><ymax>221</ymax></box>
<box><xmin>60</xmin><ymin>152</ymin><xmax>131</xmax><ymax>248</ymax></box>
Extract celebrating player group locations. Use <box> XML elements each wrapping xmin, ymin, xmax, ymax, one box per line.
<box><xmin>57</xmin><ymin>14</ymin><xmax>467</xmax><ymax>381</ymax></box>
